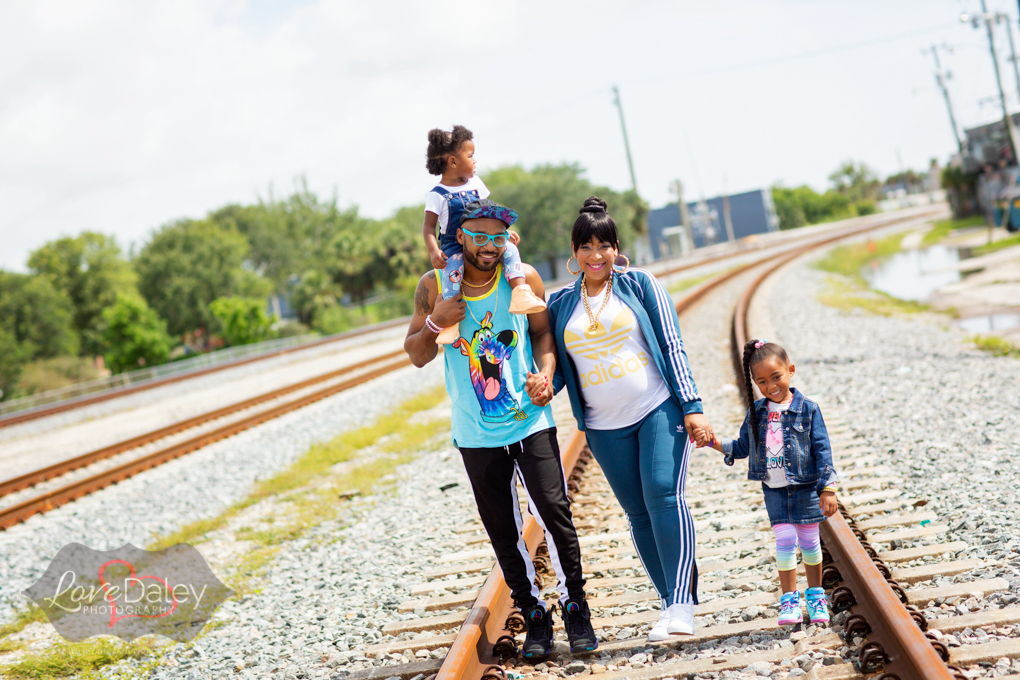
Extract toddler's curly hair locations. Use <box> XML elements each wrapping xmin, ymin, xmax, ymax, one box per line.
<box><xmin>425</xmin><ymin>125</ymin><xmax>473</xmax><ymax>175</ymax></box>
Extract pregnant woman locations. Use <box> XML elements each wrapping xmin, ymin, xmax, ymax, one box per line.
<box><xmin>547</xmin><ymin>196</ymin><xmax>714</xmax><ymax>641</ymax></box>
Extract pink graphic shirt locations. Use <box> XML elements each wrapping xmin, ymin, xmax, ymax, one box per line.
<box><xmin>763</xmin><ymin>400</ymin><xmax>790</xmax><ymax>488</ymax></box>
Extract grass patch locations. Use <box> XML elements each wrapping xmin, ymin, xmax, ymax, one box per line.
<box><xmin>0</xmin><ymin>605</ymin><xmax>47</xmax><ymax>641</ymax></box>
<box><xmin>970</xmin><ymin>334</ymin><xmax>1020</xmax><ymax>357</ymax></box>
<box><xmin>921</xmin><ymin>216</ymin><xmax>987</xmax><ymax>246</ymax></box>
<box><xmin>972</xmin><ymin>233</ymin><xmax>1020</xmax><ymax>256</ymax></box>
<box><xmin>0</xmin><ymin>637</ymin><xmax>157</xmax><ymax>679</ymax></box>
<box><xmin>146</xmin><ymin>384</ymin><xmax>449</xmax><ymax>596</ymax></box>
<box><xmin>812</xmin><ymin>231</ymin><xmax>907</xmax><ymax>284</ymax></box>
<box><xmin>667</xmin><ymin>272</ymin><xmax>716</xmax><ymax>295</ymax></box>
<box><xmin>816</xmin><ymin>277</ymin><xmax>930</xmax><ymax>317</ymax></box>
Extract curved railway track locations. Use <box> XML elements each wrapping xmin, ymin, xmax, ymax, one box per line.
<box><xmin>344</xmin><ymin>206</ymin><xmax>1020</xmax><ymax>680</ymax></box>
<box><xmin>0</xmin><ymin>213</ymin><xmax>912</xmax><ymax>533</ymax></box>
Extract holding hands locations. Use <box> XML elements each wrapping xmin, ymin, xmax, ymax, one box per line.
<box><xmin>683</xmin><ymin>414</ymin><xmax>715</xmax><ymax>448</ymax></box>
<box><xmin>525</xmin><ymin>371</ymin><xmax>553</xmax><ymax>406</ymax></box>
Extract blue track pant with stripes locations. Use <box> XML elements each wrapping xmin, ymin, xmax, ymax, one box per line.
<box><xmin>585</xmin><ymin>398</ymin><xmax>699</xmax><ymax>606</ymax></box>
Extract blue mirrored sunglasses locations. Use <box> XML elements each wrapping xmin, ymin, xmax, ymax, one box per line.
<box><xmin>461</xmin><ymin>228</ymin><xmax>509</xmax><ymax>248</ymax></box>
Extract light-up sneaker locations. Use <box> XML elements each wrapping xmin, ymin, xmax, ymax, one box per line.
<box><xmin>778</xmin><ymin>591</ymin><xmax>803</xmax><ymax>626</ymax></box>
<box><xmin>805</xmin><ymin>587</ymin><xmax>830</xmax><ymax>624</ymax></box>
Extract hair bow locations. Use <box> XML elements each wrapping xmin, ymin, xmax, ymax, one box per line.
<box><xmin>753</xmin><ymin>338</ymin><xmax>768</xmax><ymax>349</ymax></box>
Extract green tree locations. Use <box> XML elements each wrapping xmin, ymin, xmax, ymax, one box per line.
<box><xmin>0</xmin><ymin>271</ymin><xmax>79</xmax><ymax>359</ymax></box>
<box><xmin>27</xmin><ymin>232</ymin><xmax>138</xmax><ymax>356</ymax></box>
<box><xmin>208</xmin><ymin>296</ymin><xmax>276</xmax><ymax>347</ymax></box>
<box><xmin>484</xmin><ymin>164</ymin><xmax>647</xmax><ymax>274</ymax></box>
<box><xmin>328</xmin><ymin>206</ymin><xmax>428</xmax><ymax>305</ymax></box>
<box><xmin>134</xmin><ymin>219</ymin><xmax>271</xmax><ymax>337</ymax></box>
<box><xmin>101</xmin><ymin>293</ymin><xmax>172</xmax><ymax>373</ymax></box>
<box><xmin>0</xmin><ymin>327</ymin><xmax>32</xmax><ymax>401</ymax></box>
<box><xmin>829</xmin><ymin>160</ymin><xmax>880</xmax><ymax>203</ymax></box>
<box><xmin>209</xmin><ymin>179</ymin><xmax>364</xmax><ymax>289</ymax></box>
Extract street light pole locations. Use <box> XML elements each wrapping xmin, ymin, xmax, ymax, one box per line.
<box><xmin>999</xmin><ymin>11</ymin><xmax>1020</xmax><ymax>105</ymax></box>
<box><xmin>612</xmin><ymin>86</ymin><xmax>638</xmax><ymax>193</ymax></box>
<box><xmin>925</xmin><ymin>45</ymin><xmax>964</xmax><ymax>152</ymax></box>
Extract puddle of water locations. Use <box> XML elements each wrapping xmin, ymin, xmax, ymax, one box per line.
<box><xmin>957</xmin><ymin>313</ymin><xmax>1020</xmax><ymax>333</ymax></box>
<box><xmin>861</xmin><ymin>244</ymin><xmax>962</xmax><ymax>301</ymax></box>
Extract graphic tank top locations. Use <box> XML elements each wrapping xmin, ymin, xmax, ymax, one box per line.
<box><xmin>438</xmin><ymin>267</ymin><xmax>555</xmax><ymax>448</ymax></box>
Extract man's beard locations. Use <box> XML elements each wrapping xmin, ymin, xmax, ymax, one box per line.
<box><xmin>463</xmin><ymin>247</ymin><xmax>501</xmax><ymax>273</ymax></box>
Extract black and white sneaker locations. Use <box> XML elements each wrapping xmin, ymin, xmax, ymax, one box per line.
<box><xmin>521</xmin><ymin>604</ymin><xmax>554</xmax><ymax>659</ymax></box>
<box><xmin>561</xmin><ymin>598</ymin><xmax>598</xmax><ymax>653</ymax></box>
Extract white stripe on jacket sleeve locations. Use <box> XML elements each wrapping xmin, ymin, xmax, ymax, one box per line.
<box><xmin>632</xmin><ymin>269</ymin><xmax>699</xmax><ymax>402</ymax></box>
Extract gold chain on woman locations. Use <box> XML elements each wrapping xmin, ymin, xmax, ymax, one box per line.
<box><xmin>581</xmin><ymin>272</ymin><xmax>613</xmax><ymax>332</ymax></box>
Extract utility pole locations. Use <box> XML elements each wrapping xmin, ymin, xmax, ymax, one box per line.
<box><xmin>924</xmin><ymin>44</ymin><xmax>964</xmax><ymax>153</ymax></box>
<box><xmin>969</xmin><ymin>1</ymin><xmax>1020</xmax><ymax>164</ymax></box>
<box><xmin>670</xmin><ymin>179</ymin><xmax>694</xmax><ymax>255</ymax></box>
<box><xmin>612</xmin><ymin>86</ymin><xmax>638</xmax><ymax>193</ymax></box>
<box><xmin>722</xmin><ymin>176</ymin><xmax>736</xmax><ymax>243</ymax></box>
<box><xmin>1002</xmin><ymin>12</ymin><xmax>1020</xmax><ymax>103</ymax></box>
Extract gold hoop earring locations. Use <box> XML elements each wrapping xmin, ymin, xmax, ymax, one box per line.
<box><xmin>613</xmin><ymin>254</ymin><xmax>630</xmax><ymax>273</ymax></box>
<box><xmin>566</xmin><ymin>257</ymin><xmax>581</xmax><ymax>275</ymax></box>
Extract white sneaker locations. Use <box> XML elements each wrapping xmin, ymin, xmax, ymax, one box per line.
<box><xmin>666</xmin><ymin>602</ymin><xmax>695</xmax><ymax>636</ymax></box>
<box><xmin>647</xmin><ymin>608</ymin><xmax>671</xmax><ymax>642</ymax></box>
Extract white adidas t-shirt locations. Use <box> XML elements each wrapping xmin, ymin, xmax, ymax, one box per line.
<box><xmin>424</xmin><ymin>176</ymin><xmax>490</xmax><ymax>236</ymax></box>
<box><xmin>764</xmin><ymin>400</ymin><xmax>790</xmax><ymax>488</ymax></box>
<box><xmin>564</xmin><ymin>287</ymin><xmax>670</xmax><ymax>430</ymax></box>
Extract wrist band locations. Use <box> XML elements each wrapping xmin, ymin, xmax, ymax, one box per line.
<box><xmin>424</xmin><ymin>315</ymin><xmax>442</xmax><ymax>334</ymax></box>
<box><xmin>822</xmin><ymin>486</ymin><xmax>837</xmax><ymax>493</ymax></box>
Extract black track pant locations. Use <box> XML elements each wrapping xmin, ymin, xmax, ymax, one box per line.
<box><xmin>459</xmin><ymin>427</ymin><xmax>586</xmax><ymax>611</ymax></box>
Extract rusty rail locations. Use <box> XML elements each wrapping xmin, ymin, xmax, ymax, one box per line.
<box><xmin>729</xmin><ymin>212</ymin><xmax>956</xmax><ymax>679</ymax></box>
<box><xmin>0</xmin><ymin>356</ymin><xmax>411</xmax><ymax>531</ymax></box>
<box><xmin>0</xmin><ymin>350</ymin><xmax>406</xmax><ymax>500</ymax></box>
<box><xmin>437</xmin><ymin>206</ymin><xmax>947</xmax><ymax>680</ymax></box>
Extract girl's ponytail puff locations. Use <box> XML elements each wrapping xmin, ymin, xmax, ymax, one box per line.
<box><xmin>742</xmin><ymin>339</ymin><xmax>759</xmax><ymax>439</ymax></box>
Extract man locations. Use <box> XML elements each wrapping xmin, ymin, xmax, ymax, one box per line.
<box><xmin>404</xmin><ymin>199</ymin><xmax>597</xmax><ymax>658</ymax></box>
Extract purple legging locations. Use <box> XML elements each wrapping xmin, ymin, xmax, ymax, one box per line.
<box><xmin>773</xmin><ymin>523</ymin><xmax>822</xmax><ymax>572</ymax></box>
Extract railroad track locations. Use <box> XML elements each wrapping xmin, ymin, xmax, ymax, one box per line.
<box><xmin>0</xmin><ymin>349</ymin><xmax>411</xmax><ymax>531</ymax></box>
<box><xmin>342</xmin><ymin>206</ymin><xmax>1020</xmax><ymax>680</ymax></box>
<box><xmin>0</xmin><ymin>212</ymin><xmax>914</xmax><ymax>533</ymax></box>
<box><xmin>0</xmin><ymin>318</ymin><xmax>411</xmax><ymax>430</ymax></box>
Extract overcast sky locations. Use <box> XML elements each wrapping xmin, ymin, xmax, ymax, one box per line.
<box><xmin>1</xmin><ymin>0</ymin><xmax>1015</xmax><ymax>270</ymax></box>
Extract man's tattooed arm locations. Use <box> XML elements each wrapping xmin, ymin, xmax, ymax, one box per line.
<box><xmin>415</xmin><ymin>271</ymin><xmax>434</xmax><ymax>316</ymax></box>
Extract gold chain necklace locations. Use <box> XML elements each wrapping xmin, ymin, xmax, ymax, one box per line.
<box><xmin>580</xmin><ymin>272</ymin><xmax>613</xmax><ymax>332</ymax></box>
<box><xmin>461</xmin><ymin>267</ymin><xmax>499</xmax><ymax>289</ymax></box>
<box><xmin>465</xmin><ymin>267</ymin><xmax>500</xmax><ymax>327</ymax></box>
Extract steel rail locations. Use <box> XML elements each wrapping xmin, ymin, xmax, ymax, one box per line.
<box><xmin>0</xmin><ymin>349</ymin><xmax>406</xmax><ymax>500</ymax></box>
<box><xmin>0</xmin><ymin>356</ymin><xmax>411</xmax><ymax>531</ymax></box>
<box><xmin>434</xmin><ymin>252</ymin><xmax>796</xmax><ymax>680</ymax></box>
<box><xmin>730</xmin><ymin>214</ymin><xmax>955</xmax><ymax>679</ymax></box>
<box><xmin>437</xmin><ymin>206</ymin><xmax>946</xmax><ymax>680</ymax></box>
<box><xmin>0</xmin><ymin>318</ymin><xmax>411</xmax><ymax>430</ymax></box>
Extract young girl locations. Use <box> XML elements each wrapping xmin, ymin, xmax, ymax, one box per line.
<box><xmin>423</xmin><ymin>125</ymin><xmax>546</xmax><ymax>344</ymax></box>
<box><xmin>699</xmin><ymin>338</ymin><xmax>839</xmax><ymax>626</ymax></box>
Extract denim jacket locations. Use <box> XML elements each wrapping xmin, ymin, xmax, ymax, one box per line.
<box><xmin>721</xmin><ymin>388</ymin><xmax>835</xmax><ymax>494</ymax></box>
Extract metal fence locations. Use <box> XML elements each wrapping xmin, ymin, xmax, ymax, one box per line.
<box><xmin>0</xmin><ymin>332</ymin><xmax>322</xmax><ymax>417</ymax></box>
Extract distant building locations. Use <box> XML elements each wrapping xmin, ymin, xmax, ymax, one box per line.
<box><xmin>961</xmin><ymin>112</ymin><xmax>1020</xmax><ymax>175</ymax></box>
<box><xmin>646</xmin><ymin>188</ymin><xmax>779</xmax><ymax>259</ymax></box>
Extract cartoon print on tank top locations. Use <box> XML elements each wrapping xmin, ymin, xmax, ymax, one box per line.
<box><xmin>452</xmin><ymin>311</ymin><xmax>528</xmax><ymax>424</ymax></box>
<box><xmin>766</xmin><ymin>410</ymin><xmax>784</xmax><ymax>472</ymax></box>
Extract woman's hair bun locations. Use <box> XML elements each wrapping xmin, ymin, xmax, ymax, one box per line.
<box><xmin>579</xmin><ymin>196</ymin><xmax>608</xmax><ymax>215</ymax></box>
